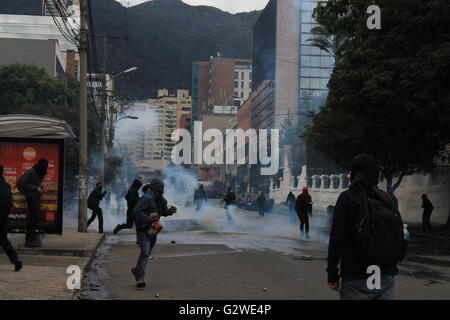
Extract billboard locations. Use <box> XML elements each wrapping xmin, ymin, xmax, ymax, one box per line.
<box><xmin>0</xmin><ymin>138</ymin><xmax>65</xmax><ymax>234</ymax></box>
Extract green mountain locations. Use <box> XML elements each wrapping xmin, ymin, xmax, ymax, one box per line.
<box><xmin>0</xmin><ymin>0</ymin><xmax>260</xmax><ymax>99</ymax></box>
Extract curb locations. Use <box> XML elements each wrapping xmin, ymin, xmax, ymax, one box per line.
<box><xmin>71</xmin><ymin>233</ymin><xmax>106</xmax><ymax>300</ymax></box>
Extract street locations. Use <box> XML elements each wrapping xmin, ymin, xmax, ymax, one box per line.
<box><xmin>79</xmin><ymin>206</ymin><xmax>450</xmax><ymax>300</ymax></box>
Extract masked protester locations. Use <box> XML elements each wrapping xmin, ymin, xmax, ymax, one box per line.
<box><xmin>327</xmin><ymin>154</ymin><xmax>402</xmax><ymax>300</ymax></box>
<box><xmin>17</xmin><ymin>158</ymin><xmax>49</xmax><ymax>247</ymax></box>
<box><xmin>87</xmin><ymin>183</ymin><xmax>107</xmax><ymax>233</ymax></box>
<box><xmin>223</xmin><ymin>187</ymin><xmax>236</xmax><ymax>222</ymax></box>
<box><xmin>0</xmin><ymin>165</ymin><xmax>23</xmax><ymax>271</ymax></box>
<box><xmin>113</xmin><ymin>179</ymin><xmax>143</xmax><ymax>234</ymax></box>
<box><xmin>132</xmin><ymin>178</ymin><xmax>177</xmax><ymax>288</ymax></box>
<box><xmin>194</xmin><ymin>184</ymin><xmax>207</xmax><ymax>212</ymax></box>
<box><xmin>296</xmin><ymin>187</ymin><xmax>313</xmax><ymax>238</ymax></box>
<box><xmin>256</xmin><ymin>192</ymin><xmax>267</xmax><ymax>218</ymax></box>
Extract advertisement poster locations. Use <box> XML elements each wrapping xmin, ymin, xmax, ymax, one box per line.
<box><xmin>0</xmin><ymin>138</ymin><xmax>64</xmax><ymax>234</ymax></box>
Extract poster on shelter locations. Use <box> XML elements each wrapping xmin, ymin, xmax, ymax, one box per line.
<box><xmin>0</xmin><ymin>138</ymin><xmax>64</xmax><ymax>234</ymax></box>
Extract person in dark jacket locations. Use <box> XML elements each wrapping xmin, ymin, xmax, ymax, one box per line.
<box><xmin>0</xmin><ymin>165</ymin><xmax>22</xmax><ymax>271</ymax></box>
<box><xmin>113</xmin><ymin>179</ymin><xmax>143</xmax><ymax>234</ymax></box>
<box><xmin>87</xmin><ymin>183</ymin><xmax>107</xmax><ymax>233</ymax></box>
<box><xmin>256</xmin><ymin>192</ymin><xmax>267</xmax><ymax>218</ymax></box>
<box><xmin>131</xmin><ymin>178</ymin><xmax>177</xmax><ymax>288</ymax></box>
<box><xmin>327</xmin><ymin>154</ymin><xmax>398</xmax><ymax>300</ymax></box>
<box><xmin>194</xmin><ymin>184</ymin><xmax>207</xmax><ymax>212</ymax></box>
<box><xmin>286</xmin><ymin>192</ymin><xmax>296</xmax><ymax>221</ymax></box>
<box><xmin>295</xmin><ymin>187</ymin><xmax>313</xmax><ymax>238</ymax></box>
<box><xmin>421</xmin><ymin>194</ymin><xmax>434</xmax><ymax>233</ymax></box>
<box><xmin>223</xmin><ymin>187</ymin><xmax>236</xmax><ymax>222</ymax></box>
<box><xmin>18</xmin><ymin>158</ymin><xmax>48</xmax><ymax>247</ymax></box>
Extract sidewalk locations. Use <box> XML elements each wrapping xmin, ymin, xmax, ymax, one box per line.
<box><xmin>0</xmin><ymin>226</ymin><xmax>104</xmax><ymax>300</ymax></box>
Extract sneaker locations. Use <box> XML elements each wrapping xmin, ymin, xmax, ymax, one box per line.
<box><xmin>136</xmin><ymin>280</ymin><xmax>146</xmax><ymax>288</ymax></box>
<box><xmin>14</xmin><ymin>261</ymin><xmax>23</xmax><ymax>272</ymax></box>
<box><xmin>113</xmin><ymin>225</ymin><xmax>121</xmax><ymax>235</ymax></box>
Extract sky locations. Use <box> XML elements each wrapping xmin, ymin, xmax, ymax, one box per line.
<box><xmin>118</xmin><ymin>0</ymin><xmax>270</xmax><ymax>13</ymax></box>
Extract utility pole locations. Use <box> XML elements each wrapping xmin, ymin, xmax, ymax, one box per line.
<box><xmin>78</xmin><ymin>0</ymin><xmax>88</xmax><ymax>232</ymax></box>
<box><xmin>96</xmin><ymin>35</ymin><xmax>127</xmax><ymax>187</ymax></box>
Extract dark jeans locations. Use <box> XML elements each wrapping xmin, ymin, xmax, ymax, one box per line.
<box><xmin>422</xmin><ymin>210</ymin><xmax>432</xmax><ymax>232</ymax></box>
<box><xmin>224</xmin><ymin>205</ymin><xmax>233</xmax><ymax>222</ymax></box>
<box><xmin>115</xmin><ymin>207</ymin><xmax>134</xmax><ymax>232</ymax></box>
<box><xmin>0</xmin><ymin>231</ymin><xmax>19</xmax><ymax>265</ymax></box>
<box><xmin>340</xmin><ymin>276</ymin><xmax>395</xmax><ymax>300</ymax></box>
<box><xmin>258</xmin><ymin>207</ymin><xmax>264</xmax><ymax>217</ymax></box>
<box><xmin>299</xmin><ymin>214</ymin><xmax>309</xmax><ymax>234</ymax></box>
<box><xmin>135</xmin><ymin>231</ymin><xmax>157</xmax><ymax>281</ymax></box>
<box><xmin>25</xmin><ymin>196</ymin><xmax>42</xmax><ymax>237</ymax></box>
<box><xmin>196</xmin><ymin>200</ymin><xmax>205</xmax><ymax>212</ymax></box>
<box><xmin>87</xmin><ymin>207</ymin><xmax>103</xmax><ymax>233</ymax></box>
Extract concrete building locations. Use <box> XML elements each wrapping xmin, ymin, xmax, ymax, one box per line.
<box><xmin>192</xmin><ymin>56</ymin><xmax>252</xmax><ymax>120</ymax></box>
<box><xmin>0</xmin><ymin>1</ymin><xmax>80</xmax><ymax>77</ymax></box>
<box><xmin>126</xmin><ymin>90</ymin><xmax>192</xmax><ymax>179</ymax></box>
<box><xmin>250</xmin><ymin>0</ymin><xmax>337</xmax><ymax>192</ymax></box>
<box><xmin>0</xmin><ymin>38</ymin><xmax>66</xmax><ymax>76</ymax></box>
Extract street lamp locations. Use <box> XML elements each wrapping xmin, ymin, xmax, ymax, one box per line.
<box><xmin>99</xmin><ymin>67</ymin><xmax>139</xmax><ymax>186</ymax></box>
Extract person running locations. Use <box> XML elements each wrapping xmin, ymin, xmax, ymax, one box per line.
<box><xmin>295</xmin><ymin>187</ymin><xmax>313</xmax><ymax>238</ymax></box>
<box><xmin>286</xmin><ymin>191</ymin><xmax>296</xmax><ymax>221</ymax></box>
<box><xmin>132</xmin><ymin>178</ymin><xmax>177</xmax><ymax>288</ymax></box>
<box><xmin>17</xmin><ymin>158</ymin><xmax>49</xmax><ymax>247</ymax></box>
<box><xmin>0</xmin><ymin>165</ymin><xmax>22</xmax><ymax>271</ymax></box>
<box><xmin>256</xmin><ymin>192</ymin><xmax>267</xmax><ymax>218</ymax></box>
<box><xmin>421</xmin><ymin>194</ymin><xmax>434</xmax><ymax>233</ymax></box>
<box><xmin>87</xmin><ymin>183</ymin><xmax>107</xmax><ymax>233</ymax></box>
<box><xmin>113</xmin><ymin>179</ymin><xmax>143</xmax><ymax>234</ymax></box>
<box><xmin>223</xmin><ymin>187</ymin><xmax>236</xmax><ymax>222</ymax></box>
<box><xmin>194</xmin><ymin>184</ymin><xmax>207</xmax><ymax>212</ymax></box>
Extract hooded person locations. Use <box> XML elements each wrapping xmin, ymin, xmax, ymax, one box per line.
<box><xmin>17</xmin><ymin>158</ymin><xmax>49</xmax><ymax>247</ymax></box>
<box><xmin>113</xmin><ymin>179</ymin><xmax>143</xmax><ymax>234</ymax></box>
<box><xmin>87</xmin><ymin>183</ymin><xmax>107</xmax><ymax>233</ymax></box>
<box><xmin>327</xmin><ymin>154</ymin><xmax>400</xmax><ymax>300</ymax></box>
<box><xmin>286</xmin><ymin>191</ymin><xmax>297</xmax><ymax>221</ymax></box>
<box><xmin>0</xmin><ymin>165</ymin><xmax>23</xmax><ymax>271</ymax></box>
<box><xmin>132</xmin><ymin>178</ymin><xmax>177</xmax><ymax>288</ymax></box>
<box><xmin>194</xmin><ymin>184</ymin><xmax>207</xmax><ymax>212</ymax></box>
<box><xmin>295</xmin><ymin>187</ymin><xmax>313</xmax><ymax>238</ymax></box>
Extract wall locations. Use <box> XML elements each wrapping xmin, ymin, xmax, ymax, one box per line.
<box><xmin>270</xmin><ymin>165</ymin><xmax>450</xmax><ymax>224</ymax></box>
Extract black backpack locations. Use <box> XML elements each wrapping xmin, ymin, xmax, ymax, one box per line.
<box><xmin>352</xmin><ymin>187</ymin><xmax>408</xmax><ymax>265</ymax></box>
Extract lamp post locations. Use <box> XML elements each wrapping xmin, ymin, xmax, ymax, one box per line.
<box><xmin>99</xmin><ymin>67</ymin><xmax>138</xmax><ymax>186</ymax></box>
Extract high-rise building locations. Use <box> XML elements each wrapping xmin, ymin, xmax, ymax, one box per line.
<box><xmin>251</xmin><ymin>0</ymin><xmax>338</xmax><ymax>190</ymax></box>
<box><xmin>192</xmin><ymin>56</ymin><xmax>252</xmax><ymax>120</ymax></box>
<box><xmin>127</xmin><ymin>90</ymin><xmax>192</xmax><ymax>179</ymax></box>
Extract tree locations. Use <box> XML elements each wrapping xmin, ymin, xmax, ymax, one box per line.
<box><xmin>0</xmin><ymin>64</ymin><xmax>99</xmax><ymax>176</ymax></box>
<box><xmin>303</xmin><ymin>0</ymin><xmax>450</xmax><ymax>193</ymax></box>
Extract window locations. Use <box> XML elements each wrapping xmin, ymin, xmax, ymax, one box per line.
<box><xmin>234</xmin><ymin>81</ymin><xmax>239</xmax><ymax>88</ymax></box>
<box><xmin>234</xmin><ymin>72</ymin><xmax>238</xmax><ymax>79</ymax></box>
<box><xmin>241</xmin><ymin>71</ymin><xmax>244</xmax><ymax>79</ymax></box>
<box><xmin>241</xmin><ymin>81</ymin><xmax>244</xmax><ymax>89</ymax></box>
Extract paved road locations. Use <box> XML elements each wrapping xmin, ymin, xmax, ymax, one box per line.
<box><xmin>80</xmin><ymin>207</ymin><xmax>450</xmax><ymax>300</ymax></box>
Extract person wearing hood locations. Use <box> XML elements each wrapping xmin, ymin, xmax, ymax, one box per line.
<box><xmin>295</xmin><ymin>187</ymin><xmax>313</xmax><ymax>238</ymax></box>
<box><xmin>87</xmin><ymin>183</ymin><xmax>107</xmax><ymax>233</ymax></box>
<box><xmin>286</xmin><ymin>191</ymin><xmax>296</xmax><ymax>221</ymax></box>
<box><xmin>194</xmin><ymin>184</ymin><xmax>207</xmax><ymax>212</ymax></box>
<box><xmin>113</xmin><ymin>179</ymin><xmax>143</xmax><ymax>234</ymax></box>
<box><xmin>17</xmin><ymin>158</ymin><xmax>49</xmax><ymax>248</ymax></box>
<box><xmin>421</xmin><ymin>194</ymin><xmax>434</xmax><ymax>233</ymax></box>
<box><xmin>0</xmin><ymin>165</ymin><xmax>23</xmax><ymax>271</ymax></box>
<box><xmin>132</xmin><ymin>178</ymin><xmax>177</xmax><ymax>288</ymax></box>
<box><xmin>327</xmin><ymin>154</ymin><xmax>400</xmax><ymax>300</ymax></box>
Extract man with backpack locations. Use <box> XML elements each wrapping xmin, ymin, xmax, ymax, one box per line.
<box><xmin>327</xmin><ymin>154</ymin><xmax>407</xmax><ymax>300</ymax></box>
<box><xmin>17</xmin><ymin>158</ymin><xmax>49</xmax><ymax>248</ymax></box>
<box><xmin>113</xmin><ymin>179</ymin><xmax>143</xmax><ymax>234</ymax></box>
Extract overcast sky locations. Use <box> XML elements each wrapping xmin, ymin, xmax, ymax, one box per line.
<box><xmin>118</xmin><ymin>0</ymin><xmax>269</xmax><ymax>13</ymax></box>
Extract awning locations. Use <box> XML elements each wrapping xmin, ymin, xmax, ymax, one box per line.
<box><xmin>0</xmin><ymin>114</ymin><xmax>76</xmax><ymax>139</ymax></box>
